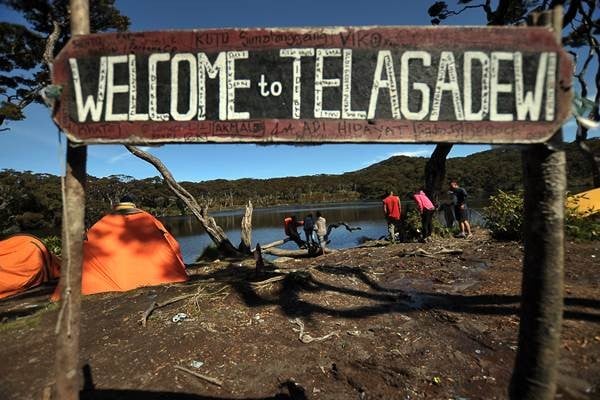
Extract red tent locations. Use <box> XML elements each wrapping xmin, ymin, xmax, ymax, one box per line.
<box><xmin>53</xmin><ymin>208</ymin><xmax>188</xmax><ymax>299</ymax></box>
<box><xmin>0</xmin><ymin>234</ymin><xmax>61</xmax><ymax>299</ymax></box>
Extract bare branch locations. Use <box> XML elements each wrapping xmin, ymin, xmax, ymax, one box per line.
<box><xmin>447</xmin><ymin>3</ymin><xmax>489</xmax><ymax>17</ymax></box>
<box><xmin>562</xmin><ymin>0</ymin><xmax>581</xmax><ymax>28</ymax></box>
<box><xmin>325</xmin><ymin>222</ymin><xmax>361</xmax><ymax>241</ymax></box>
<box><xmin>43</xmin><ymin>20</ymin><xmax>62</xmax><ymax>73</ymax></box>
<box><xmin>483</xmin><ymin>0</ymin><xmax>493</xmax><ymax>20</ymax></box>
<box><xmin>125</xmin><ymin>145</ymin><xmax>242</xmax><ymax>255</ymax></box>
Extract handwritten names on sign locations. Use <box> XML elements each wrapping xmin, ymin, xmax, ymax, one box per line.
<box><xmin>52</xmin><ymin>27</ymin><xmax>572</xmax><ymax>144</ymax></box>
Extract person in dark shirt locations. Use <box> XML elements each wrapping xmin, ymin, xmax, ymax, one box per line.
<box><xmin>303</xmin><ymin>214</ymin><xmax>316</xmax><ymax>247</ymax></box>
<box><xmin>449</xmin><ymin>181</ymin><xmax>472</xmax><ymax>238</ymax></box>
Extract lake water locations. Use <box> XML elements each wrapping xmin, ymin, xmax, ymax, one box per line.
<box><xmin>163</xmin><ymin>202</ymin><xmax>486</xmax><ymax>263</ymax></box>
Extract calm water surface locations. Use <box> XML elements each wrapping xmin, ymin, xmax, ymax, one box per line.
<box><xmin>162</xmin><ymin>202</ymin><xmax>485</xmax><ymax>263</ymax></box>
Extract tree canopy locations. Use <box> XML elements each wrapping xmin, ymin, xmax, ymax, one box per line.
<box><xmin>0</xmin><ymin>0</ymin><xmax>129</xmax><ymax>127</ymax></box>
<box><xmin>427</xmin><ymin>0</ymin><xmax>600</xmax><ymax>187</ymax></box>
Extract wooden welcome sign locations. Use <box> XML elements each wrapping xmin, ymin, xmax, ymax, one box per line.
<box><xmin>52</xmin><ymin>26</ymin><xmax>572</xmax><ymax>144</ymax></box>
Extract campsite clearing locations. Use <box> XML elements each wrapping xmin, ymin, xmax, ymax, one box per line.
<box><xmin>0</xmin><ymin>233</ymin><xmax>598</xmax><ymax>399</ymax></box>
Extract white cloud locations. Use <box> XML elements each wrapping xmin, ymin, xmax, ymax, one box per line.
<box><xmin>106</xmin><ymin>146</ymin><xmax>152</xmax><ymax>164</ymax></box>
<box><xmin>389</xmin><ymin>150</ymin><xmax>430</xmax><ymax>157</ymax></box>
<box><xmin>361</xmin><ymin>149</ymin><xmax>431</xmax><ymax>167</ymax></box>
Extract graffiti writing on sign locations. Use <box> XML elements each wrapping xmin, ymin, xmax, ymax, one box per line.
<box><xmin>52</xmin><ymin>27</ymin><xmax>572</xmax><ymax>144</ymax></box>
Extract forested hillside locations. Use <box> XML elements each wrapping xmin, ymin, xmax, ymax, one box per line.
<box><xmin>1</xmin><ymin>139</ymin><xmax>598</xmax><ymax>235</ymax></box>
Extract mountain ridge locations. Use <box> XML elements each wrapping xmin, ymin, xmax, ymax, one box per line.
<box><xmin>1</xmin><ymin>139</ymin><xmax>598</xmax><ymax>234</ymax></box>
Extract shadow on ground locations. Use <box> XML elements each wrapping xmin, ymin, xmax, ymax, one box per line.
<box><xmin>188</xmin><ymin>263</ymin><xmax>600</xmax><ymax>323</ymax></box>
<box><xmin>81</xmin><ymin>391</ymin><xmax>301</xmax><ymax>400</ymax></box>
<box><xmin>80</xmin><ymin>364</ymin><xmax>307</xmax><ymax>400</ymax></box>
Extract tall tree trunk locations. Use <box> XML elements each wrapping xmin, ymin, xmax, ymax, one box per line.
<box><xmin>54</xmin><ymin>3</ymin><xmax>87</xmax><ymax>399</ymax></box>
<box><xmin>424</xmin><ymin>143</ymin><xmax>453</xmax><ymax>205</ymax></box>
<box><xmin>54</xmin><ymin>143</ymin><xmax>87</xmax><ymax>400</ymax></box>
<box><xmin>125</xmin><ymin>145</ymin><xmax>241</xmax><ymax>256</ymax></box>
<box><xmin>510</xmin><ymin>9</ymin><xmax>566</xmax><ymax>400</ymax></box>
<box><xmin>510</xmin><ymin>142</ymin><xmax>565</xmax><ymax>399</ymax></box>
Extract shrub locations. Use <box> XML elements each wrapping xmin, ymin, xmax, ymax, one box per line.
<box><xmin>565</xmin><ymin>198</ymin><xmax>600</xmax><ymax>241</ymax></box>
<box><xmin>41</xmin><ymin>235</ymin><xmax>62</xmax><ymax>256</ymax></box>
<box><xmin>484</xmin><ymin>190</ymin><xmax>524</xmax><ymax>241</ymax></box>
<box><xmin>484</xmin><ymin>189</ymin><xmax>599</xmax><ymax>241</ymax></box>
<box><xmin>401</xmin><ymin>208</ymin><xmax>453</xmax><ymax>241</ymax></box>
<box><xmin>432</xmin><ymin>217</ymin><xmax>454</xmax><ymax>238</ymax></box>
<box><xmin>402</xmin><ymin>209</ymin><xmax>422</xmax><ymax>241</ymax></box>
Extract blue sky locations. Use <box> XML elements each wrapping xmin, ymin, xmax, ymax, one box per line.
<box><xmin>0</xmin><ymin>0</ymin><xmax>596</xmax><ymax>181</ymax></box>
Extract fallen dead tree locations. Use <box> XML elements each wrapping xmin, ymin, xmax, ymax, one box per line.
<box><xmin>262</xmin><ymin>246</ymin><xmax>335</xmax><ymax>257</ymax></box>
<box><xmin>126</xmin><ymin>145</ymin><xmax>252</xmax><ymax>257</ymax></box>
<box><xmin>255</xmin><ymin>222</ymin><xmax>360</xmax><ymax>258</ymax></box>
<box><xmin>123</xmin><ymin>148</ymin><xmax>361</xmax><ymax>260</ymax></box>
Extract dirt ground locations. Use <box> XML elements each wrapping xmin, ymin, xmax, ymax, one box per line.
<box><xmin>0</xmin><ymin>232</ymin><xmax>598</xmax><ymax>400</ymax></box>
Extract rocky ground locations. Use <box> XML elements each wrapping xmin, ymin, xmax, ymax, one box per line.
<box><xmin>0</xmin><ymin>232</ymin><xmax>598</xmax><ymax>400</ymax></box>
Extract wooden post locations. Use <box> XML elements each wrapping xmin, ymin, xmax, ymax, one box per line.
<box><xmin>54</xmin><ymin>1</ymin><xmax>89</xmax><ymax>399</ymax></box>
<box><xmin>510</xmin><ymin>7</ymin><xmax>566</xmax><ymax>400</ymax></box>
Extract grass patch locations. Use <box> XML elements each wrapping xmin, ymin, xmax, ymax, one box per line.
<box><xmin>0</xmin><ymin>302</ymin><xmax>58</xmax><ymax>333</ymax></box>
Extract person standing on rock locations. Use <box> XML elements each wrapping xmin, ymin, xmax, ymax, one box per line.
<box><xmin>383</xmin><ymin>190</ymin><xmax>401</xmax><ymax>243</ymax></box>
<box><xmin>412</xmin><ymin>189</ymin><xmax>436</xmax><ymax>242</ymax></box>
<box><xmin>449</xmin><ymin>181</ymin><xmax>472</xmax><ymax>239</ymax></box>
<box><xmin>315</xmin><ymin>211</ymin><xmax>328</xmax><ymax>254</ymax></box>
<box><xmin>303</xmin><ymin>214</ymin><xmax>316</xmax><ymax>247</ymax></box>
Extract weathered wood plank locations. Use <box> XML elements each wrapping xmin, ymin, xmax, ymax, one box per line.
<box><xmin>52</xmin><ymin>26</ymin><xmax>572</xmax><ymax>144</ymax></box>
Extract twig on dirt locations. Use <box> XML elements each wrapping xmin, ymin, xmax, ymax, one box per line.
<box><xmin>174</xmin><ymin>365</ymin><xmax>223</xmax><ymax>387</ymax></box>
<box><xmin>140</xmin><ymin>293</ymin><xmax>197</xmax><ymax>327</ymax></box>
<box><xmin>250</xmin><ymin>275</ymin><xmax>286</xmax><ymax>288</ymax></box>
<box><xmin>400</xmin><ymin>248</ymin><xmax>463</xmax><ymax>258</ymax></box>
<box><xmin>290</xmin><ymin>318</ymin><xmax>339</xmax><ymax>344</ymax></box>
<box><xmin>192</xmin><ymin>283</ymin><xmax>230</xmax><ymax>311</ymax></box>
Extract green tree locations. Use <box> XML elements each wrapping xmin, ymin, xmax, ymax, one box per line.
<box><xmin>425</xmin><ymin>0</ymin><xmax>600</xmax><ymax>200</ymax></box>
<box><xmin>0</xmin><ymin>0</ymin><xmax>129</xmax><ymax>128</ymax></box>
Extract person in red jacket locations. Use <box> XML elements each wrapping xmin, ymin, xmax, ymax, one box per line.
<box><xmin>284</xmin><ymin>215</ymin><xmax>305</xmax><ymax>248</ymax></box>
<box><xmin>412</xmin><ymin>189</ymin><xmax>436</xmax><ymax>242</ymax></box>
<box><xmin>382</xmin><ymin>190</ymin><xmax>401</xmax><ymax>243</ymax></box>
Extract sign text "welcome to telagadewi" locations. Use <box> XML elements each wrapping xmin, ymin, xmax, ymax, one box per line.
<box><xmin>52</xmin><ymin>27</ymin><xmax>572</xmax><ymax>144</ymax></box>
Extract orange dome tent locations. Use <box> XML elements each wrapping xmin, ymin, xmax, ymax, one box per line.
<box><xmin>53</xmin><ymin>207</ymin><xmax>188</xmax><ymax>299</ymax></box>
<box><xmin>0</xmin><ymin>234</ymin><xmax>61</xmax><ymax>299</ymax></box>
